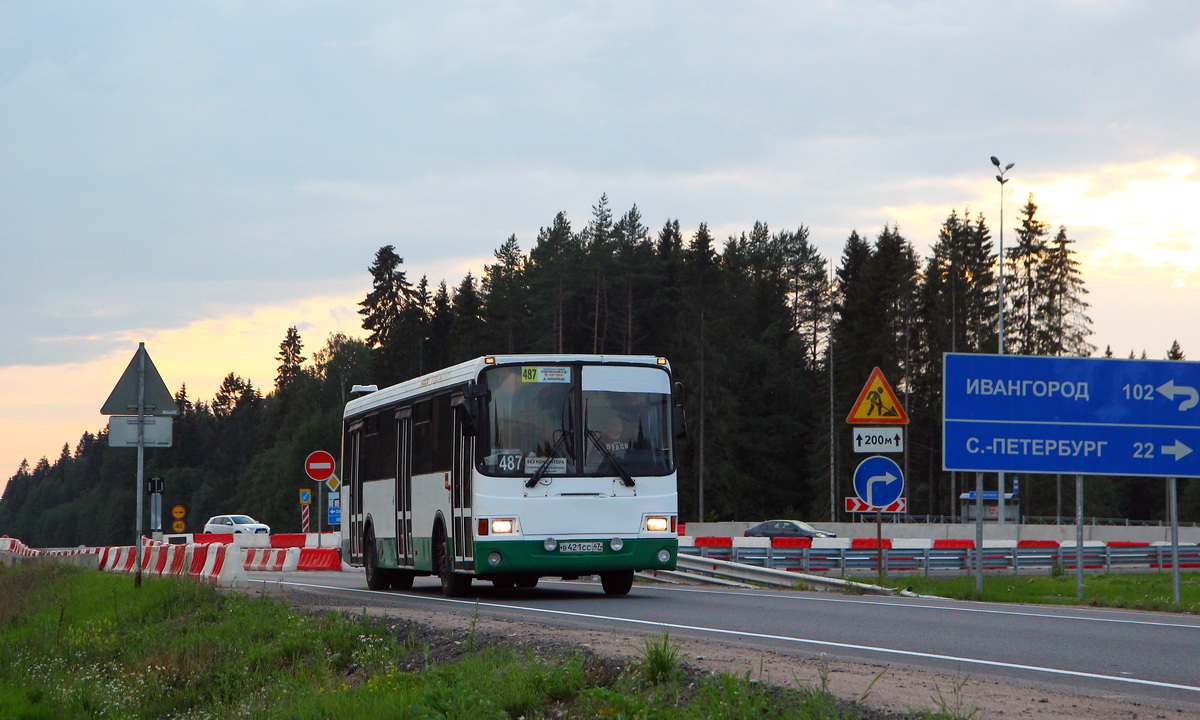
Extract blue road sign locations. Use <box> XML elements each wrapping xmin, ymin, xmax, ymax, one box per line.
<box><xmin>943</xmin><ymin>354</ymin><xmax>1200</xmax><ymax>477</ymax></box>
<box><xmin>853</xmin><ymin>455</ymin><xmax>905</xmax><ymax>508</ymax></box>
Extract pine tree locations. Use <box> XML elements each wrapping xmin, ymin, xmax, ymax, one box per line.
<box><xmin>1006</xmin><ymin>194</ymin><xmax>1050</xmax><ymax>355</ymax></box>
<box><xmin>213</xmin><ymin>373</ymin><xmax>249</xmax><ymax>420</ymax></box>
<box><xmin>1037</xmin><ymin>226</ymin><xmax>1094</xmax><ymax>356</ymax></box>
<box><xmin>1167</xmin><ymin>340</ymin><xmax>1186</xmax><ymax>360</ymax></box>
<box><xmin>450</xmin><ymin>272</ymin><xmax>484</xmax><ymax>360</ymax></box>
<box><xmin>583</xmin><ymin>194</ymin><xmax>615</xmax><ymax>353</ymax></box>
<box><xmin>481</xmin><ymin>235</ymin><xmax>529</xmax><ymax>354</ymax></box>
<box><xmin>527</xmin><ymin>212</ymin><xmax>582</xmax><ymax>353</ymax></box>
<box><xmin>779</xmin><ymin>226</ymin><xmax>830</xmax><ymax>370</ymax></box>
<box><xmin>358</xmin><ymin>245</ymin><xmax>417</xmax><ymax>384</ymax></box>
<box><xmin>914</xmin><ymin>210</ymin><xmax>996</xmax><ymax>516</ymax></box>
<box><xmin>611</xmin><ymin>204</ymin><xmax>652</xmax><ymax>353</ymax></box>
<box><xmin>275</xmin><ymin>326</ymin><xmax>307</xmax><ymax>391</ymax></box>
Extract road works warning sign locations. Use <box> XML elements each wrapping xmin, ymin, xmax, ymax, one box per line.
<box><xmin>846</xmin><ymin>367</ymin><xmax>909</xmax><ymax>424</ymax></box>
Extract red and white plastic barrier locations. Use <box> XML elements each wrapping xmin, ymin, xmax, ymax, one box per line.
<box><xmin>3</xmin><ymin>533</ymin><xmax>342</xmax><ymax>580</ymax></box>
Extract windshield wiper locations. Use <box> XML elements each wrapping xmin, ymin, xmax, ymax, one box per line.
<box><xmin>586</xmin><ymin>430</ymin><xmax>635</xmax><ymax>487</ymax></box>
<box><xmin>525</xmin><ymin>430</ymin><xmax>572</xmax><ymax>488</ymax></box>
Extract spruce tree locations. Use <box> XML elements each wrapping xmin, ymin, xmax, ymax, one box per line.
<box><xmin>358</xmin><ymin>245</ymin><xmax>418</xmax><ymax>385</ymax></box>
<box><xmin>275</xmin><ymin>326</ymin><xmax>307</xmax><ymax>391</ymax></box>
<box><xmin>1007</xmin><ymin>194</ymin><xmax>1050</xmax><ymax>355</ymax></box>
<box><xmin>1038</xmin><ymin>226</ymin><xmax>1094</xmax><ymax>357</ymax></box>
<box><xmin>481</xmin><ymin>235</ymin><xmax>529</xmax><ymax>354</ymax></box>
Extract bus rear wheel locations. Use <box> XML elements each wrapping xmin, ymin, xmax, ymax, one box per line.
<box><xmin>364</xmin><ymin>529</ymin><xmax>388</xmax><ymax>591</ymax></box>
<box><xmin>600</xmin><ymin>570</ymin><xmax>634</xmax><ymax>595</ymax></box>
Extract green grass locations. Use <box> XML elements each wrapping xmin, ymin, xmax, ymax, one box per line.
<box><xmin>893</xmin><ymin>570</ymin><xmax>1200</xmax><ymax>613</ymax></box>
<box><xmin>0</xmin><ymin>563</ymin><xmax>982</xmax><ymax>719</ymax></box>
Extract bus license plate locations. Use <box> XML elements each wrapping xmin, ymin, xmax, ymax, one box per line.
<box><xmin>560</xmin><ymin>541</ymin><xmax>603</xmax><ymax>553</ymax></box>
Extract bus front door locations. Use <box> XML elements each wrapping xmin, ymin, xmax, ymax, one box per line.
<box><xmin>451</xmin><ymin>401</ymin><xmax>474</xmax><ymax>567</ymax></box>
<box><xmin>395</xmin><ymin>408</ymin><xmax>414</xmax><ymax>568</ymax></box>
<box><xmin>345</xmin><ymin>424</ymin><xmax>364</xmax><ymax>565</ymax></box>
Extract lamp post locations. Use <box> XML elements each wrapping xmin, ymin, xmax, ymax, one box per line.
<box><xmin>991</xmin><ymin>156</ymin><xmax>1014</xmax><ymax>526</ymax></box>
<box><xmin>990</xmin><ymin>156</ymin><xmax>1013</xmax><ymax>355</ymax></box>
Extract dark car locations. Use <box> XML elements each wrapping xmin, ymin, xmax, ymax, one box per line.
<box><xmin>743</xmin><ymin>519</ymin><xmax>837</xmax><ymax>539</ymax></box>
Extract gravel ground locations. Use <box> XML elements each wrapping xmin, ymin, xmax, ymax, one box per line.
<box><xmin>246</xmin><ymin>581</ymin><xmax>1192</xmax><ymax>719</ymax></box>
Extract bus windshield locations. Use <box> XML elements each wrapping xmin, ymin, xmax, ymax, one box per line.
<box><xmin>479</xmin><ymin>363</ymin><xmax>673</xmax><ymax>478</ymax></box>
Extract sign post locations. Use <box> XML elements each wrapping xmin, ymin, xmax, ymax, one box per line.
<box><xmin>846</xmin><ymin>368</ymin><xmax>909</xmax><ymax>580</ymax></box>
<box><xmin>100</xmin><ymin>343</ymin><xmax>178</xmax><ymax>588</ymax></box>
<box><xmin>853</xmin><ymin>455</ymin><xmax>904</xmax><ymax>582</ymax></box>
<box><xmin>305</xmin><ymin>451</ymin><xmax>335</xmax><ymax>545</ymax></box>
<box><xmin>299</xmin><ymin>488</ymin><xmax>312</xmax><ymax>533</ymax></box>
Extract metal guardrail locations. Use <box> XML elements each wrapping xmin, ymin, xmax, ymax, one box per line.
<box><xmin>679</xmin><ymin>543</ymin><xmax>1200</xmax><ymax>577</ymax></box>
<box><xmin>673</xmin><ymin>553</ymin><xmax>902</xmax><ymax>596</ymax></box>
<box><xmin>863</xmin><ymin>515</ymin><xmax>1200</xmax><ymax>527</ymax></box>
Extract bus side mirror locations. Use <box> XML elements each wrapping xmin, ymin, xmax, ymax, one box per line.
<box><xmin>456</xmin><ymin>382</ymin><xmax>487</xmax><ymax>437</ymax></box>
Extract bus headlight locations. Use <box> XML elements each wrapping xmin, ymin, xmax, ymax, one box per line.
<box><xmin>657</xmin><ymin>549</ymin><xmax>671</xmax><ymax>564</ymax></box>
<box><xmin>610</xmin><ymin>537</ymin><xmax>624</xmax><ymax>552</ymax></box>
<box><xmin>543</xmin><ymin>537</ymin><xmax>558</xmax><ymax>552</ymax></box>
<box><xmin>645</xmin><ymin>516</ymin><xmax>670</xmax><ymax>533</ymax></box>
<box><xmin>491</xmin><ymin>518</ymin><xmax>517</xmax><ymax>534</ymax></box>
<box><xmin>488</xmin><ymin>551</ymin><xmax>503</xmax><ymax>566</ymax></box>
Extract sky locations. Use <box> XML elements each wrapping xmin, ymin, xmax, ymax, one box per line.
<box><xmin>3</xmin><ymin>1</ymin><xmax>1199</xmax><ymax>489</ymax></box>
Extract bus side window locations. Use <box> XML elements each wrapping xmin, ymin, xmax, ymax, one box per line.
<box><xmin>432</xmin><ymin>393</ymin><xmax>453</xmax><ymax>473</ymax></box>
<box><xmin>363</xmin><ymin>413</ymin><xmax>380</xmax><ymax>481</ymax></box>
<box><xmin>412</xmin><ymin>400</ymin><xmax>433</xmax><ymax>475</ymax></box>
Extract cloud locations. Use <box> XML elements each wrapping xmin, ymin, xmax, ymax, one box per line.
<box><xmin>0</xmin><ymin>290</ymin><xmax>370</xmax><ymax>483</ymax></box>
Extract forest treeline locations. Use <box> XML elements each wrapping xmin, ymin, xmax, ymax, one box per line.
<box><xmin>1</xmin><ymin>194</ymin><xmax>1193</xmax><ymax>548</ymax></box>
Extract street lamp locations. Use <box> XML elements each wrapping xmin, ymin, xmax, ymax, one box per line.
<box><xmin>990</xmin><ymin>156</ymin><xmax>1014</xmax><ymax>355</ymax></box>
<box><xmin>990</xmin><ymin>156</ymin><xmax>1014</xmax><ymax>530</ymax></box>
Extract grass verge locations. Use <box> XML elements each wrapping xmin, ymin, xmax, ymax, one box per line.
<box><xmin>893</xmin><ymin>570</ymin><xmax>1200</xmax><ymax>613</ymax></box>
<box><xmin>0</xmin><ymin>563</ymin><xmax>977</xmax><ymax>719</ymax></box>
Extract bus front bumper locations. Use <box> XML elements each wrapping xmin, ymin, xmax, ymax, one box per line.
<box><xmin>472</xmin><ymin>537</ymin><xmax>677</xmax><ymax>575</ymax></box>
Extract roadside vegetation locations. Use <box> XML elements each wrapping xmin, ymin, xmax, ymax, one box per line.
<box><xmin>891</xmin><ymin>570</ymin><xmax>1200</xmax><ymax>614</ymax></box>
<box><xmin>0</xmin><ymin>563</ymin><xmax>976</xmax><ymax>719</ymax></box>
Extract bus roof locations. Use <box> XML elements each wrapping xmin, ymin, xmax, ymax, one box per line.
<box><xmin>343</xmin><ymin>354</ymin><xmax>670</xmax><ymax>420</ymax></box>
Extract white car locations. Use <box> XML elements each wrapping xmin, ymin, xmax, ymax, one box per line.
<box><xmin>203</xmin><ymin>514</ymin><xmax>271</xmax><ymax>535</ymax></box>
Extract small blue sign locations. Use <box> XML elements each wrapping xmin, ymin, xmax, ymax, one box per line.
<box><xmin>853</xmin><ymin>456</ymin><xmax>904</xmax><ymax>508</ymax></box>
<box><xmin>328</xmin><ymin>505</ymin><xmax>341</xmax><ymax>526</ymax></box>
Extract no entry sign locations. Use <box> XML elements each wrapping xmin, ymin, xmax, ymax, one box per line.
<box><xmin>305</xmin><ymin>450</ymin><xmax>336</xmax><ymax>481</ymax></box>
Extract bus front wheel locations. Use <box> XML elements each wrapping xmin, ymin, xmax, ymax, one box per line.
<box><xmin>437</xmin><ymin>532</ymin><xmax>471</xmax><ymax>598</ymax></box>
<box><xmin>600</xmin><ymin>570</ymin><xmax>634</xmax><ymax>595</ymax></box>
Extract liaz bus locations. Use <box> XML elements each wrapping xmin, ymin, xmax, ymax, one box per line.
<box><xmin>340</xmin><ymin>354</ymin><xmax>684</xmax><ymax>597</ymax></box>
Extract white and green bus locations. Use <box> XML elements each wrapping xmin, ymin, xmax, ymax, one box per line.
<box><xmin>340</xmin><ymin>354</ymin><xmax>684</xmax><ymax>596</ymax></box>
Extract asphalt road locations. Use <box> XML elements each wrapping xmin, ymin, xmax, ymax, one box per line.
<box><xmin>249</xmin><ymin>570</ymin><xmax>1200</xmax><ymax>713</ymax></box>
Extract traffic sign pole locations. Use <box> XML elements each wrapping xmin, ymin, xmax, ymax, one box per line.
<box><xmin>975</xmin><ymin>472</ymin><xmax>984</xmax><ymax>593</ymax></box>
<box><xmin>1170</xmin><ymin>477</ymin><xmax>1181</xmax><ymax>605</ymax></box>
